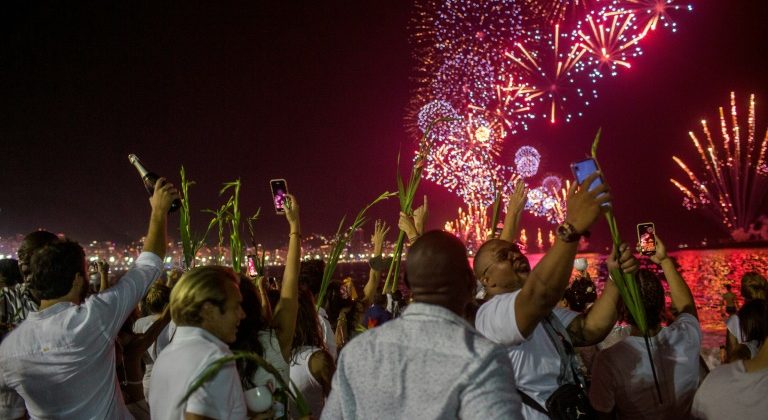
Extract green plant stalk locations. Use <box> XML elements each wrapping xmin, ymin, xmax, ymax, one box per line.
<box><xmin>590</xmin><ymin>129</ymin><xmax>648</xmax><ymax>333</ymax></box>
<box><xmin>246</xmin><ymin>209</ymin><xmax>267</xmax><ymax>277</ymax></box>
<box><xmin>221</xmin><ymin>180</ymin><xmax>244</xmax><ymax>273</ymax></box>
<box><xmin>179</xmin><ymin>351</ymin><xmax>310</xmax><ymax>417</ymax></box>
<box><xmin>205</xmin><ymin>204</ymin><xmax>230</xmax><ymax>265</ymax></box>
<box><xmin>179</xmin><ymin>166</ymin><xmax>213</xmax><ymax>270</ymax></box>
<box><xmin>316</xmin><ymin>191</ymin><xmax>396</xmax><ymax>309</ymax></box>
<box><xmin>383</xmin><ymin>116</ymin><xmax>457</xmax><ymax>293</ymax></box>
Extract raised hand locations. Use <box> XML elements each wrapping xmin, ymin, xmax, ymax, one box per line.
<box><xmin>398</xmin><ymin>212</ymin><xmax>418</xmax><ymax>243</ymax></box>
<box><xmin>150</xmin><ymin>177</ymin><xmax>180</xmax><ymax>214</ymax></box>
<box><xmin>507</xmin><ymin>179</ymin><xmax>528</xmax><ymax>217</ymax></box>
<box><xmin>371</xmin><ymin>220</ymin><xmax>390</xmax><ymax>256</ymax></box>
<box><xmin>650</xmin><ymin>235</ymin><xmax>669</xmax><ymax>265</ymax></box>
<box><xmin>607</xmin><ymin>242</ymin><xmax>639</xmax><ymax>274</ymax></box>
<box><xmin>413</xmin><ymin>195</ymin><xmax>428</xmax><ymax>236</ymax></box>
<box><xmin>283</xmin><ymin>193</ymin><xmax>300</xmax><ymax>230</ymax></box>
<box><xmin>564</xmin><ymin>172</ymin><xmax>611</xmax><ymax>234</ymax></box>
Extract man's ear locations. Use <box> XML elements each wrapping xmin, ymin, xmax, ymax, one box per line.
<box><xmin>199</xmin><ymin>301</ymin><xmax>217</xmax><ymax>323</ymax></box>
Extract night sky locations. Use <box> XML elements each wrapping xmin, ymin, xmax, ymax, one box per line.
<box><xmin>1</xmin><ymin>1</ymin><xmax>767</xmax><ymax>250</ymax></box>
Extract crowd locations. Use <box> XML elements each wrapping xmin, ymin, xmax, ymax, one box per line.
<box><xmin>1</xmin><ymin>174</ymin><xmax>768</xmax><ymax>419</ymax></box>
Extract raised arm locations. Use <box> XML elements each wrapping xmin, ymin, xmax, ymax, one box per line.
<box><xmin>515</xmin><ymin>173</ymin><xmax>610</xmax><ymax>337</ymax></box>
<box><xmin>271</xmin><ymin>194</ymin><xmax>301</xmax><ymax>362</ymax></box>
<box><xmin>652</xmin><ymin>235</ymin><xmax>697</xmax><ymax>318</ymax></box>
<box><xmin>255</xmin><ymin>276</ymin><xmax>273</xmax><ymax>324</ymax></box>
<box><xmin>500</xmin><ymin>179</ymin><xmax>527</xmax><ymax>243</ymax></box>
<box><xmin>567</xmin><ymin>243</ymin><xmax>637</xmax><ymax>346</ymax></box>
<box><xmin>97</xmin><ymin>260</ymin><xmax>110</xmax><ymax>292</ymax></box>
<box><xmin>143</xmin><ymin>177</ymin><xmax>177</xmax><ymax>259</ymax></box>
<box><xmin>398</xmin><ymin>196</ymin><xmax>427</xmax><ymax>243</ymax></box>
<box><xmin>362</xmin><ymin>220</ymin><xmax>389</xmax><ymax>305</ymax></box>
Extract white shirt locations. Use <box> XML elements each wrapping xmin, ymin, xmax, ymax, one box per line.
<box><xmin>149</xmin><ymin>326</ymin><xmax>247</xmax><ymax>420</ymax></box>
<box><xmin>691</xmin><ymin>360</ymin><xmax>768</xmax><ymax>419</ymax></box>
<box><xmin>475</xmin><ymin>290</ymin><xmax>579</xmax><ymax>420</ymax></box>
<box><xmin>133</xmin><ymin>314</ymin><xmax>160</xmax><ymax>399</ymax></box>
<box><xmin>317</xmin><ymin>307</ymin><xmax>337</xmax><ymax>360</ymax></box>
<box><xmin>322</xmin><ymin>302</ymin><xmax>522</xmax><ymax>420</ymax></box>
<box><xmin>290</xmin><ymin>346</ymin><xmax>325</xmax><ymax>418</ymax></box>
<box><xmin>589</xmin><ymin>313</ymin><xmax>702</xmax><ymax>419</ymax></box>
<box><xmin>726</xmin><ymin>314</ymin><xmax>759</xmax><ymax>357</ymax></box>
<box><xmin>0</xmin><ymin>251</ymin><xmax>162</xmax><ymax>420</ymax></box>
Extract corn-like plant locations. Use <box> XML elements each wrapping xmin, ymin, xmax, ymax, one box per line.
<box><xmin>220</xmin><ymin>180</ymin><xmax>245</xmax><ymax>273</ymax></box>
<box><xmin>383</xmin><ymin>117</ymin><xmax>457</xmax><ymax>293</ymax></box>
<box><xmin>204</xmin><ymin>203</ymin><xmax>231</xmax><ymax>265</ymax></box>
<box><xmin>316</xmin><ymin>191</ymin><xmax>396</xmax><ymax>309</ymax></box>
<box><xmin>246</xmin><ymin>209</ymin><xmax>267</xmax><ymax>277</ymax></box>
<box><xmin>178</xmin><ymin>350</ymin><xmax>310</xmax><ymax>417</ymax></box>
<box><xmin>179</xmin><ymin>166</ymin><xmax>213</xmax><ymax>270</ymax></box>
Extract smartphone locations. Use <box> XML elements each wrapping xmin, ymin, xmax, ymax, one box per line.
<box><xmin>269</xmin><ymin>179</ymin><xmax>288</xmax><ymax>214</ymax></box>
<box><xmin>637</xmin><ymin>222</ymin><xmax>656</xmax><ymax>256</ymax></box>
<box><xmin>246</xmin><ymin>255</ymin><xmax>258</xmax><ymax>277</ymax></box>
<box><xmin>570</xmin><ymin>158</ymin><xmax>609</xmax><ymax>206</ymax></box>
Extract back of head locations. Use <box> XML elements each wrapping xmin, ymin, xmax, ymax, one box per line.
<box><xmin>564</xmin><ymin>277</ymin><xmax>597</xmax><ymax>313</ymax></box>
<box><xmin>373</xmin><ymin>293</ymin><xmax>388</xmax><ymax>307</ymax></box>
<box><xmin>0</xmin><ymin>259</ymin><xmax>23</xmax><ymax>287</ymax></box>
<box><xmin>29</xmin><ymin>240</ymin><xmax>85</xmax><ymax>300</ymax></box>
<box><xmin>235</xmin><ymin>274</ymin><xmax>266</xmax><ymax>341</ymax></box>
<box><xmin>738</xmin><ymin>299</ymin><xmax>768</xmax><ymax>344</ymax></box>
<box><xmin>299</xmin><ymin>259</ymin><xmax>325</xmax><ymax>296</ymax></box>
<box><xmin>741</xmin><ymin>272</ymin><xmax>767</xmax><ymax>301</ymax></box>
<box><xmin>18</xmin><ymin>230</ymin><xmax>60</xmax><ymax>279</ymax></box>
<box><xmin>143</xmin><ymin>283</ymin><xmax>171</xmax><ymax>315</ymax></box>
<box><xmin>405</xmin><ymin>230</ymin><xmax>472</xmax><ymax>311</ymax></box>
<box><xmin>170</xmin><ymin>266</ymin><xmax>238</xmax><ymax>326</ymax></box>
<box><xmin>626</xmin><ymin>269</ymin><xmax>666</xmax><ymax>329</ymax></box>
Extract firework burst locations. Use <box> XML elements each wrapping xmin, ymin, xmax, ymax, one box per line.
<box><xmin>671</xmin><ymin>92</ymin><xmax>768</xmax><ymax>237</ymax></box>
<box><xmin>604</xmin><ymin>0</ymin><xmax>692</xmax><ymax>37</ymax></box>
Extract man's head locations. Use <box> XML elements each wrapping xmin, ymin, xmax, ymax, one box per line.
<box><xmin>29</xmin><ymin>240</ymin><xmax>87</xmax><ymax>303</ymax></box>
<box><xmin>473</xmin><ymin>239</ymin><xmax>531</xmax><ymax>298</ymax></box>
<box><xmin>725</xmin><ymin>284</ymin><xmax>732</xmax><ymax>292</ymax></box>
<box><xmin>18</xmin><ymin>230</ymin><xmax>59</xmax><ymax>282</ymax></box>
<box><xmin>170</xmin><ymin>266</ymin><xmax>245</xmax><ymax>343</ymax></box>
<box><xmin>741</xmin><ymin>272</ymin><xmax>767</xmax><ymax>301</ymax></box>
<box><xmin>405</xmin><ymin>230</ymin><xmax>474</xmax><ymax>315</ymax></box>
<box><xmin>142</xmin><ymin>283</ymin><xmax>171</xmax><ymax>315</ymax></box>
<box><xmin>373</xmin><ymin>293</ymin><xmax>388</xmax><ymax>308</ymax></box>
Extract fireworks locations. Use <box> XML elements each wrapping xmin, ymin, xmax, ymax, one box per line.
<box><xmin>523</xmin><ymin>0</ymin><xmax>592</xmax><ymax>25</ymax></box>
<box><xmin>671</xmin><ymin>92</ymin><xmax>768</xmax><ymax>238</ymax></box>
<box><xmin>604</xmin><ymin>0</ymin><xmax>692</xmax><ymax>37</ymax></box>
<box><xmin>575</xmin><ymin>10</ymin><xmax>645</xmax><ymax>78</ymax></box>
<box><xmin>515</xmin><ymin>146</ymin><xmax>542</xmax><ymax>178</ymax></box>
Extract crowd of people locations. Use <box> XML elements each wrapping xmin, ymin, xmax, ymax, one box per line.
<box><xmin>2</xmin><ymin>174</ymin><xmax>768</xmax><ymax>419</ymax></box>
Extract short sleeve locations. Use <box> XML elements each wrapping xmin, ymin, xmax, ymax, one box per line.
<box><xmin>186</xmin><ymin>361</ymin><xmax>247</xmax><ymax>420</ymax></box>
<box><xmin>553</xmin><ymin>307</ymin><xmax>580</xmax><ymax>329</ymax></box>
<box><xmin>588</xmin><ymin>350</ymin><xmax>616</xmax><ymax>413</ymax></box>
<box><xmin>475</xmin><ymin>292</ymin><xmax>524</xmax><ymax>345</ymax></box>
<box><xmin>669</xmin><ymin>313</ymin><xmax>702</xmax><ymax>347</ymax></box>
<box><xmin>459</xmin><ymin>348</ymin><xmax>523</xmax><ymax>420</ymax></box>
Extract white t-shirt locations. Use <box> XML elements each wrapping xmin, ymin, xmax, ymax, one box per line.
<box><xmin>317</xmin><ymin>307</ymin><xmax>337</xmax><ymax>360</ymax></box>
<box><xmin>133</xmin><ymin>313</ymin><xmax>160</xmax><ymax>398</ymax></box>
<box><xmin>0</xmin><ymin>252</ymin><xmax>162</xmax><ymax>419</ymax></box>
<box><xmin>691</xmin><ymin>360</ymin><xmax>768</xmax><ymax>419</ymax></box>
<box><xmin>589</xmin><ymin>313</ymin><xmax>702</xmax><ymax>419</ymax></box>
<box><xmin>290</xmin><ymin>346</ymin><xmax>325</xmax><ymax>418</ymax></box>
<box><xmin>726</xmin><ymin>314</ymin><xmax>759</xmax><ymax>357</ymax></box>
<box><xmin>149</xmin><ymin>326</ymin><xmax>247</xmax><ymax>420</ymax></box>
<box><xmin>475</xmin><ymin>290</ymin><xmax>579</xmax><ymax>420</ymax></box>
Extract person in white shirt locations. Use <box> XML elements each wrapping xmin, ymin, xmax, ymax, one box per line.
<box><xmin>692</xmin><ymin>299</ymin><xmax>768</xmax><ymax>419</ymax></box>
<box><xmin>474</xmin><ymin>174</ymin><xmax>637</xmax><ymax>419</ymax></box>
<box><xmin>0</xmin><ymin>178</ymin><xmax>177</xmax><ymax>420</ymax></box>
<box><xmin>724</xmin><ymin>272</ymin><xmax>767</xmax><ymax>362</ymax></box>
<box><xmin>133</xmin><ymin>282</ymin><xmax>171</xmax><ymax>399</ymax></box>
<box><xmin>323</xmin><ymin>230</ymin><xmax>524</xmax><ymax>419</ymax></box>
<box><xmin>149</xmin><ymin>265</ymin><xmax>247</xmax><ymax>420</ymax></box>
<box><xmin>590</xmin><ymin>236</ymin><xmax>701</xmax><ymax>419</ymax></box>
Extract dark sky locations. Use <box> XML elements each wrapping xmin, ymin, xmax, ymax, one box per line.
<box><xmin>1</xmin><ymin>1</ymin><xmax>767</xmax><ymax>249</ymax></box>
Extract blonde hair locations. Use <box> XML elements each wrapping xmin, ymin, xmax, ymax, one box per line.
<box><xmin>170</xmin><ymin>266</ymin><xmax>239</xmax><ymax>326</ymax></box>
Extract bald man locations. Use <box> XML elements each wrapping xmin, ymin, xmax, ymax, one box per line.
<box><xmin>322</xmin><ymin>230</ymin><xmax>522</xmax><ymax>419</ymax></box>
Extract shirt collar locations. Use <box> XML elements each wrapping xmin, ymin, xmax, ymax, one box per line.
<box><xmin>401</xmin><ymin>302</ymin><xmax>474</xmax><ymax>330</ymax></box>
<box><xmin>174</xmin><ymin>325</ymin><xmax>230</xmax><ymax>351</ymax></box>
<box><xmin>26</xmin><ymin>301</ymin><xmax>75</xmax><ymax>320</ymax></box>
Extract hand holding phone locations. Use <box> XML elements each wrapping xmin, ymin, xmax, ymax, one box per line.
<box><xmin>570</xmin><ymin>158</ymin><xmax>609</xmax><ymax>207</ymax></box>
<box><xmin>270</xmin><ymin>179</ymin><xmax>288</xmax><ymax>215</ymax></box>
<box><xmin>637</xmin><ymin>222</ymin><xmax>656</xmax><ymax>256</ymax></box>
<box><xmin>246</xmin><ymin>255</ymin><xmax>258</xmax><ymax>277</ymax></box>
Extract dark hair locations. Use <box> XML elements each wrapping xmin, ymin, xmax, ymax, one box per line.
<box><xmin>564</xmin><ymin>276</ymin><xmax>597</xmax><ymax>313</ymax></box>
<box><xmin>231</xmin><ymin>275</ymin><xmax>267</xmax><ymax>388</ymax></box>
<box><xmin>625</xmin><ymin>269</ymin><xmax>666</xmax><ymax>329</ymax></box>
<box><xmin>18</xmin><ymin>230</ymin><xmax>60</xmax><ymax>278</ymax></box>
<box><xmin>299</xmin><ymin>259</ymin><xmax>325</xmax><ymax>296</ymax></box>
<box><xmin>291</xmin><ymin>288</ymin><xmax>326</xmax><ymax>363</ymax></box>
<box><xmin>143</xmin><ymin>283</ymin><xmax>171</xmax><ymax>315</ymax></box>
<box><xmin>741</xmin><ymin>272</ymin><xmax>767</xmax><ymax>301</ymax></box>
<box><xmin>373</xmin><ymin>293</ymin><xmax>388</xmax><ymax>307</ymax></box>
<box><xmin>739</xmin><ymin>299</ymin><xmax>768</xmax><ymax>344</ymax></box>
<box><xmin>29</xmin><ymin>241</ymin><xmax>85</xmax><ymax>300</ymax></box>
<box><xmin>0</xmin><ymin>259</ymin><xmax>23</xmax><ymax>287</ymax></box>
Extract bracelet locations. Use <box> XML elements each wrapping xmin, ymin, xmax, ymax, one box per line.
<box><xmin>289</xmin><ymin>232</ymin><xmax>302</xmax><ymax>238</ymax></box>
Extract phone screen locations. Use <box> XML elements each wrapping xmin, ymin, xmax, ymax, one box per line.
<box><xmin>270</xmin><ymin>179</ymin><xmax>288</xmax><ymax>214</ymax></box>
<box><xmin>637</xmin><ymin>223</ymin><xmax>656</xmax><ymax>256</ymax></box>
<box><xmin>570</xmin><ymin>158</ymin><xmax>609</xmax><ymax>206</ymax></box>
<box><xmin>246</xmin><ymin>255</ymin><xmax>258</xmax><ymax>277</ymax></box>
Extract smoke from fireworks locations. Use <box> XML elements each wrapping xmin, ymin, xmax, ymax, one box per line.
<box><xmin>671</xmin><ymin>92</ymin><xmax>768</xmax><ymax>239</ymax></box>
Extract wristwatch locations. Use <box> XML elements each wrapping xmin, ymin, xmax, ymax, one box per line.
<box><xmin>556</xmin><ymin>221</ymin><xmax>582</xmax><ymax>243</ymax></box>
